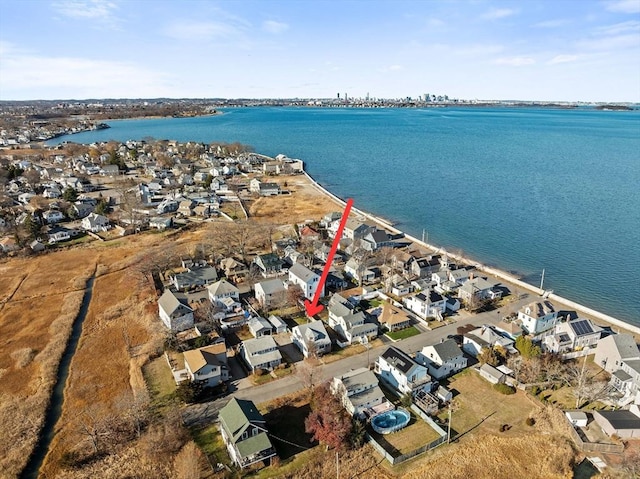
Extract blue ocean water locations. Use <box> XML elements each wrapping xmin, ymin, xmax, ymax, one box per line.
<box><xmin>50</xmin><ymin>107</ymin><xmax>640</xmax><ymax>324</ymax></box>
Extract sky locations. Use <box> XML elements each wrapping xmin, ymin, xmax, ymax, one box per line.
<box><xmin>0</xmin><ymin>0</ymin><xmax>639</xmax><ymax>102</ymax></box>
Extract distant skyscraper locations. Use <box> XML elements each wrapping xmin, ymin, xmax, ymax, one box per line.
<box><xmin>337</xmin><ymin>93</ymin><xmax>340</xmax><ymax>99</ymax></box>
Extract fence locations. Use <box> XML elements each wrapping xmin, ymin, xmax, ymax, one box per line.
<box><xmin>567</xmin><ymin>422</ymin><xmax>624</xmax><ymax>454</ymax></box>
<box><xmin>366</xmin><ymin>405</ymin><xmax>447</xmax><ymax>465</ymax></box>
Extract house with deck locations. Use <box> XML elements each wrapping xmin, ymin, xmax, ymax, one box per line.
<box><xmin>183</xmin><ymin>343</ymin><xmax>229</xmax><ymax>387</ymax></box>
<box><xmin>218</xmin><ymin>398</ymin><xmax>277</xmax><ymax>469</ymax></box>
<box><xmin>403</xmin><ymin>290</ymin><xmax>446</xmax><ymax>321</ymax></box>
<box><xmin>375</xmin><ymin>346</ymin><xmax>432</xmax><ymax>396</ymax></box>
<box><xmin>416</xmin><ymin>339</ymin><xmax>468</xmax><ymax>379</ymax></box>
<box><xmin>378</xmin><ymin>302</ymin><xmax>412</xmax><ymax>332</ymax></box>
<box><xmin>595</xmin><ymin>333</ymin><xmax>640</xmax><ymax>404</ymax></box>
<box><xmin>543</xmin><ymin>318</ymin><xmax>603</xmax><ymax>354</ymax></box>
<box><xmin>331</xmin><ymin>367</ymin><xmax>390</xmax><ymax>418</ymax></box>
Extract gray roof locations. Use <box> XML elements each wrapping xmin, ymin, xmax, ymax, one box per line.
<box><xmin>243</xmin><ymin>335</ymin><xmax>279</xmax><ymax>355</ymax></box>
<box><xmin>328</xmin><ymin>293</ymin><xmax>354</xmax><ymax>317</ymax></box>
<box><xmin>207</xmin><ymin>278</ymin><xmax>239</xmax><ymax>297</ymax></box>
<box><xmin>248</xmin><ymin>317</ymin><xmax>273</xmax><ymax>333</ymax></box>
<box><xmin>431</xmin><ymin>339</ymin><xmax>465</xmax><ymax>361</ymax></box>
<box><xmin>596</xmin><ymin>410</ymin><xmax>640</xmax><ymax>430</ymax></box>
<box><xmin>380</xmin><ymin>347</ymin><xmax>418</xmax><ymax>374</ymax></box>
<box><xmin>480</xmin><ymin>363</ymin><xmax>505</xmax><ymax>380</ymax></box>
<box><xmin>624</xmin><ymin>359</ymin><xmax>640</xmax><ymax>376</ymax></box>
<box><xmin>256</xmin><ymin>278</ymin><xmax>286</xmax><ymax>295</ymax></box>
<box><xmin>174</xmin><ymin>266</ymin><xmax>218</xmax><ymax>286</ymax></box>
<box><xmin>158</xmin><ymin>289</ymin><xmax>192</xmax><ymax>315</ymax></box>
<box><xmin>613</xmin><ymin>369</ymin><xmax>633</xmax><ymax>382</ymax></box>
<box><xmin>295</xmin><ymin>320</ymin><xmax>330</xmax><ymax>343</ymax></box>
<box><xmin>337</xmin><ymin>367</ymin><xmax>379</xmax><ymax>394</ymax></box>
<box><xmin>610</xmin><ymin>334</ymin><xmax>640</xmax><ymax>360</ymax></box>
<box><xmin>289</xmin><ymin>263</ymin><xmax>318</xmax><ymax>282</ymax></box>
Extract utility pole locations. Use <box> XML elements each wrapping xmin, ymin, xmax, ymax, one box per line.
<box><xmin>447</xmin><ymin>404</ymin><xmax>452</xmax><ymax>443</ymax></box>
<box><xmin>336</xmin><ymin>451</ymin><xmax>339</xmax><ymax>479</ymax></box>
<box><xmin>540</xmin><ymin>268</ymin><xmax>545</xmax><ymax>291</ymax></box>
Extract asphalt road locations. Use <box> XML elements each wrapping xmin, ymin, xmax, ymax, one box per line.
<box><xmin>181</xmin><ymin>293</ymin><xmax>534</xmax><ymax>428</ymax></box>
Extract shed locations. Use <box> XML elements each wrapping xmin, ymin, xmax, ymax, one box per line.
<box><xmin>565</xmin><ymin>410</ymin><xmax>588</xmax><ymax>427</ymax></box>
<box><xmin>248</xmin><ymin>317</ymin><xmax>273</xmax><ymax>338</ymax></box>
<box><xmin>593</xmin><ymin>409</ymin><xmax>640</xmax><ymax>439</ymax></box>
<box><xmin>267</xmin><ymin>315</ymin><xmax>287</xmax><ymax>334</ymax></box>
<box><xmin>436</xmin><ymin>385</ymin><xmax>453</xmax><ymax>403</ymax></box>
<box><xmin>478</xmin><ymin>363</ymin><xmax>506</xmax><ymax>384</ymax></box>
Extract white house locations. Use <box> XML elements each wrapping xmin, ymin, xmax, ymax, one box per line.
<box><xmin>239</xmin><ymin>336</ymin><xmax>282</xmax><ymax>373</ymax></box>
<box><xmin>248</xmin><ymin>317</ymin><xmax>274</xmax><ymax>338</ymax></box>
<box><xmin>416</xmin><ymin>339</ymin><xmax>468</xmax><ymax>380</ymax></box>
<box><xmin>183</xmin><ymin>343</ymin><xmax>229</xmax><ymax>387</ymax></box>
<box><xmin>254</xmin><ymin>279</ymin><xmax>286</xmax><ymax>310</ymax></box>
<box><xmin>543</xmin><ymin>318</ymin><xmax>603</xmax><ymax>354</ymax></box>
<box><xmin>594</xmin><ymin>333</ymin><xmax>640</xmax><ymax>404</ymax></box>
<box><xmin>290</xmin><ymin>320</ymin><xmax>332</xmax><ymax>358</ymax></box>
<box><xmin>403</xmin><ymin>290</ymin><xmax>446</xmax><ymax>321</ymax></box>
<box><xmin>288</xmin><ymin>263</ymin><xmax>323</xmax><ymax>301</ymax></box>
<box><xmin>375</xmin><ymin>346</ymin><xmax>432</xmax><ymax>396</ymax></box>
<box><xmin>158</xmin><ymin>289</ymin><xmax>194</xmax><ymax>332</ymax></box>
<box><xmin>43</xmin><ymin>210</ymin><xmax>65</xmax><ymax>224</ymax></box>
<box><xmin>81</xmin><ymin>213</ymin><xmax>110</xmax><ymax>232</ymax></box>
<box><xmin>518</xmin><ymin>301</ymin><xmax>558</xmax><ymax>335</ymax></box>
<box><xmin>462</xmin><ymin>325</ymin><xmax>517</xmax><ymax>357</ymax></box>
<box><xmin>208</xmin><ymin>279</ymin><xmax>240</xmax><ymax>306</ymax></box>
<box><xmin>331</xmin><ymin>367</ymin><xmax>390</xmax><ymax>418</ymax></box>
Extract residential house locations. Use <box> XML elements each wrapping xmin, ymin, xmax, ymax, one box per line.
<box><xmin>493</xmin><ymin>320</ymin><xmax>523</xmax><ymax>340</ymax></box>
<box><xmin>542</xmin><ymin>318</ymin><xmax>603</xmax><ymax>354</ymax></box>
<box><xmin>149</xmin><ymin>217</ymin><xmax>173</xmax><ymax>230</ymax></box>
<box><xmin>43</xmin><ymin>210</ymin><xmax>65</xmax><ymax>224</ymax></box>
<box><xmin>177</xmin><ymin>199</ymin><xmax>195</xmax><ymax>216</ymax></box>
<box><xmin>338</xmin><ymin>218</ymin><xmax>374</xmax><ymax>241</ymax></box>
<box><xmin>410</xmin><ymin>255</ymin><xmax>442</xmax><ymax>278</ymax></box>
<box><xmin>290</xmin><ymin>320</ymin><xmax>332</xmax><ymax>358</ymax></box>
<box><xmin>253</xmin><ymin>253</ymin><xmax>283</xmax><ymax>277</ymax></box>
<box><xmin>81</xmin><ymin>213</ymin><xmax>110</xmax><ymax>232</ymax></box>
<box><xmin>158</xmin><ymin>289</ymin><xmax>194</xmax><ymax>332</ymax></box>
<box><xmin>448</xmin><ymin>268</ymin><xmax>473</xmax><ymax>286</ymax></box>
<box><xmin>183</xmin><ymin>343</ymin><xmax>229</xmax><ymax>387</ymax></box>
<box><xmin>70</xmin><ymin>202</ymin><xmax>94</xmax><ymax>219</ymax></box>
<box><xmin>248</xmin><ymin>317</ymin><xmax>274</xmax><ymax>338</ymax></box>
<box><xmin>0</xmin><ymin>237</ymin><xmax>20</xmax><ymax>253</ymax></box>
<box><xmin>208</xmin><ymin>279</ymin><xmax>240</xmax><ymax>306</ymax></box>
<box><xmin>458</xmin><ymin>276</ymin><xmax>503</xmax><ymax>303</ymax></box>
<box><xmin>344</xmin><ymin>257</ymin><xmax>376</xmax><ymax>284</ymax></box>
<box><xmin>361</xmin><ymin>228</ymin><xmax>396</xmax><ymax>251</ymax></box>
<box><xmin>416</xmin><ymin>339</ymin><xmax>468</xmax><ymax>380</ymax></box>
<box><xmin>462</xmin><ymin>324</ymin><xmax>517</xmax><ymax>357</ymax></box>
<box><xmin>378</xmin><ymin>302</ymin><xmax>412</xmax><ymax>332</ymax></box>
<box><xmin>331</xmin><ymin>367</ymin><xmax>390</xmax><ymax>418</ymax></box>
<box><xmin>254</xmin><ymin>279</ymin><xmax>286</xmax><ymax>310</ymax></box>
<box><xmin>288</xmin><ymin>263</ymin><xmax>323</xmax><ymax>301</ymax></box>
<box><xmin>219</xmin><ymin>257</ymin><xmax>249</xmax><ymax>281</ymax></box>
<box><xmin>327</xmin><ymin>294</ymin><xmax>377</xmax><ymax>345</ymax></box>
<box><xmin>594</xmin><ymin>333</ymin><xmax>640</xmax><ymax>403</ymax></box>
<box><xmin>403</xmin><ymin>290</ymin><xmax>446</xmax><ymax>321</ymax></box>
<box><xmin>249</xmin><ymin>179</ymin><xmax>280</xmax><ymax>196</ymax></box>
<box><xmin>218</xmin><ymin>398</ymin><xmax>277</xmax><ymax>469</ymax></box>
<box><xmin>239</xmin><ymin>336</ymin><xmax>282</xmax><ymax>372</ymax></box>
<box><xmin>171</xmin><ymin>265</ymin><xmax>218</xmax><ymax>291</ymax></box>
<box><xmin>518</xmin><ymin>301</ymin><xmax>558</xmax><ymax>335</ymax></box>
<box><xmin>29</xmin><ymin>240</ymin><xmax>45</xmax><ymax>252</ymax></box>
<box><xmin>375</xmin><ymin>346</ymin><xmax>433</xmax><ymax>396</ymax></box>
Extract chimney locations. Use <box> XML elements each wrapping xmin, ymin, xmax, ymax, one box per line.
<box><xmin>469</xmin><ymin>272</ymin><xmax>474</xmax><ymax>280</ymax></box>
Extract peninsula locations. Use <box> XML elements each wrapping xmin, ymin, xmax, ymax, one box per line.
<box><xmin>1</xmin><ymin>138</ymin><xmax>639</xmax><ymax>479</ymax></box>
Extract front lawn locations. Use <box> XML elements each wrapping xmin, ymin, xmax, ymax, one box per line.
<box><xmin>386</xmin><ymin>326</ymin><xmax>420</xmax><ymax>341</ymax></box>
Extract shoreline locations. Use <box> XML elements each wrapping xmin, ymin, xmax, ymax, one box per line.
<box><xmin>300</xmin><ymin>167</ymin><xmax>640</xmax><ymax>336</ymax></box>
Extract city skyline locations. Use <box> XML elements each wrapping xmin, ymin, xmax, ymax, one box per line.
<box><xmin>1</xmin><ymin>0</ymin><xmax>639</xmax><ymax>102</ymax></box>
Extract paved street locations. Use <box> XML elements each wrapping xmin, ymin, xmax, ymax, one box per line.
<box><xmin>182</xmin><ymin>293</ymin><xmax>534</xmax><ymax>428</ymax></box>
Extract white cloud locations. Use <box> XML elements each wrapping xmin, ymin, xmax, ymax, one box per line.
<box><xmin>493</xmin><ymin>56</ymin><xmax>535</xmax><ymax>66</ymax></box>
<box><xmin>594</xmin><ymin>20</ymin><xmax>640</xmax><ymax>36</ymax></box>
<box><xmin>0</xmin><ymin>48</ymin><xmax>173</xmax><ymax>99</ymax></box>
<box><xmin>533</xmin><ymin>19</ymin><xmax>570</xmax><ymax>28</ymax></box>
<box><xmin>165</xmin><ymin>21</ymin><xmax>243</xmax><ymax>41</ymax></box>
<box><xmin>51</xmin><ymin>0</ymin><xmax>118</xmax><ymax>21</ymax></box>
<box><xmin>481</xmin><ymin>8</ymin><xmax>517</xmax><ymax>20</ymax></box>
<box><xmin>548</xmin><ymin>54</ymin><xmax>579</xmax><ymax>65</ymax></box>
<box><xmin>388</xmin><ymin>65</ymin><xmax>403</xmax><ymax>71</ymax></box>
<box><xmin>262</xmin><ymin>20</ymin><xmax>289</xmax><ymax>34</ymax></box>
<box><xmin>605</xmin><ymin>0</ymin><xmax>640</xmax><ymax>14</ymax></box>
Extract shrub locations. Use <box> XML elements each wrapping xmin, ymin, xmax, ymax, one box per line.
<box><xmin>530</xmin><ymin>385</ymin><xmax>540</xmax><ymax>396</ymax></box>
<box><xmin>493</xmin><ymin>383</ymin><xmax>516</xmax><ymax>395</ymax></box>
<box><xmin>525</xmin><ymin>417</ymin><xmax>536</xmax><ymax>426</ymax></box>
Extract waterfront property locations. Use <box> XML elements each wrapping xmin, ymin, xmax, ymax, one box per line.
<box><xmin>218</xmin><ymin>398</ymin><xmax>277</xmax><ymax>469</ymax></box>
<box><xmin>594</xmin><ymin>333</ymin><xmax>640</xmax><ymax>404</ymax></box>
<box><xmin>518</xmin><ymin>301</ymin><xmax>558</xmax><ymax>335</ymax></box>
<box><xmin>543</xmin><ymin>318</ymin><xmax>603</xmax><ymax>354</ymax></box>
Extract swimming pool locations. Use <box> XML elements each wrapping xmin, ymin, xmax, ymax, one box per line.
<box><xmin>371</xmin><ymin>408</ymin><xmax>411</xmax><ymax>434</ymax></box>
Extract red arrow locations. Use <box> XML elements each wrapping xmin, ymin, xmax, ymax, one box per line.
<box><xmin>304</xmin><ymin>198</ymin><xmax>354</xmax><ymax>317</ymax></box>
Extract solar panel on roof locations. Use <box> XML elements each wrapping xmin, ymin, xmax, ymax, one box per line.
<box><xmin>572</xmin><ymin>319</ymin><xmax>593</xmax><ymax>336</ymax></box>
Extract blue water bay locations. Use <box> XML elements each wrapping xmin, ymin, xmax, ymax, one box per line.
<box><xmin>51</xmin><ymin>107</ymin><xmax>640</xmax><ymax>324</ymax></box>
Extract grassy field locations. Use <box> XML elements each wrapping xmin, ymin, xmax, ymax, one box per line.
<box><xmin>386</xmin><ymin>326</ymin><xmax>421</xmax><ymax>341</ymax></box>
<box><xmin>369</xmin><ymin>410</ymin><xmax>442</xmax><ymax>457</ymax></box>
